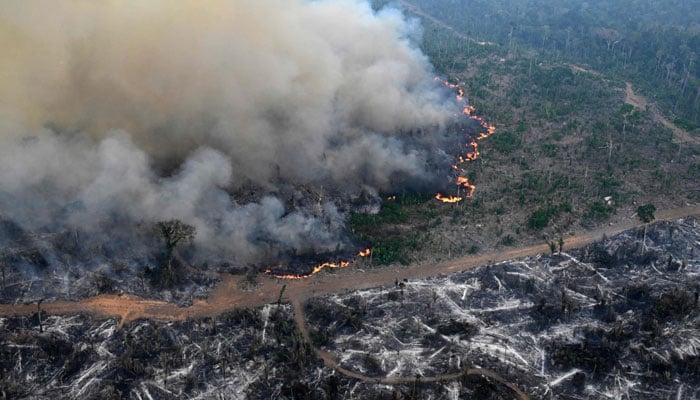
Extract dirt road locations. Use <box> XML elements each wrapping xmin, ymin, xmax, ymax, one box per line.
<box><xmin>397</xmin><ymin>0</ymin><xmax>695</xmax><ymax>147</ymax></box>
<box><xmin>2</xmin><ymin>206</ymin><xmax>697</xmax><ymax>325</ymax></box>
<box><xmin>394</xmin><ymin>0</ymin><xmax>496</xmax><ymax>47</ymax></box>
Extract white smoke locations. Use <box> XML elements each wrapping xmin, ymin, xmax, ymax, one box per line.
<box><xmin>0</xmin><ymin>0</ymin><xmax>457</xmax><ymax>264</ymax></box>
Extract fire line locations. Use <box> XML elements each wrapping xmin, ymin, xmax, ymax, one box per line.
<box><xmin>265</xmin><ymin>248</ymin><xmax>371</xmax><ymax>279</ymax></box>
<box><xmin>434</xmin><ymin>78</ymin><xmax>496</xmax><ymax>203</ymax></box>
<box><xmin>270</xmin><ymin>81</ymin><xmax>493</xmax><ymax>280</ymax></box>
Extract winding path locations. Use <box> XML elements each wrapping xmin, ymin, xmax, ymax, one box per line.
<box><xmin>396</xmin><ymin>0</ymin><xmax>697</xmax><ymax>147</ymax></box>
<box><xmin>624</xmin><ymin>82</ymin><xmax>699</xmax><ymax>146</ymax></box>
<box><xmin>394</xmin><ymin>0</ymin><xmax>497</xmax><ymax>46</ymax></box>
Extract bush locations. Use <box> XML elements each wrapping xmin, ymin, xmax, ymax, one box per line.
<box><xmin>350</xmin><ymin>200</ymin><xmax>408</xmax><ymax>231</ymax></box>
<box><xmin>528</xmin><ymin>209</ymin><xmax>550</xmax><ymax>230</ymax></box>
<box><xmin>673</xmin><ymin>117</ymin><xmax>697</xmax><ymax>131</ymax></box>
<box><xmin>540</xmin><ymin>143</ymin><xmax>558</xmax><ymax>157</ymax></box>
<box><xmin>372</xmin><ymin>237</ymin><xmax>410</xmax><ymax>265</ymax></box>
<box><xmin>587</xmin><ymin>200</ymin><xmax>614</xmax><ymax>221</ymax></box>
<box><xmin>501</xmin><ymin>235</ymin><xmax>515</xmax><ymax>246</ymax></box>
<box><xmin>637</xmin><ymin>203</ymin><xmax>656</xmax><ymax>223</ymax></box>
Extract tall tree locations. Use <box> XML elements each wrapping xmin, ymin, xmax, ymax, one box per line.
<box><xmin>156</xmin><ymin>220</ymin><xmax>196</xmax><ymax>287</ymax></box>
<box><xmin>637</xmin><ymin>204</ymin><xmax>656</xmax><ymax>251</ymax></box>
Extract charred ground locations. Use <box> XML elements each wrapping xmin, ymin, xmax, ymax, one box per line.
<box><xmin>1</xmin><ymin>217</ymin><xmax>698</xmax><ymax>399</ymax></box>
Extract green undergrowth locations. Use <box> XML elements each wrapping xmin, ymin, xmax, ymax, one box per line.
<box><xmin>350</xmin><ymin>194</ymin><xmax>432</xmax><ymax>266</ymax></box>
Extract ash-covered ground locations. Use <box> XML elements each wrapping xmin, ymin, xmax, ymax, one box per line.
<box><xmin>0</xmin><ymin>304</ymin><xmax>338</xmax><ymax>399</ymax></box>
<box><xmin>0</xmin><ymin>217</ymin><xmax>220</xmax><ymax>306</ymax></box>
<box><xmin>0</xmin><ymin>306</ymin><xmax>517</xmax><ymax>400</ymax></box>
<box><xmin>305</xmin><ymin>217</ymin><xmax>700</xmax><ymax>399</ymax></box>
<box><xmin>1</xmin><ymin>217</ymin><xmax>698</xmax><ymax>399</ymax></box>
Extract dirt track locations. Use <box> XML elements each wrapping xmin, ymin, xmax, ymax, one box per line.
<box><xmin>2</xmin><ymin>206</ymin><xmax>698</xmax><ymax>325</ymax></box>
<box><xmin>394</xmin><ymin>0</ymin><xmax>496</xmax><ymax>46</ymax></box>
<box><xmin>624</xmin><ymin>82</ymin><xmax>699</xmax><ymax>146</ymax></box>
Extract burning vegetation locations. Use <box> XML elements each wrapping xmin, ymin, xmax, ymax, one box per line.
<box><xmin>0</xmin><ymin>0</ymin><xmax>484</xmax><ymax>287</ymax></box>
<box><xmin>264</xmin><ymin>249</ymin><xmax>371</xmax><ymax>280</ymax></box>
<box><xmin>434</xmin><ymin>78</ymin><xmax>497</xmax><ymax>203</ymax></box>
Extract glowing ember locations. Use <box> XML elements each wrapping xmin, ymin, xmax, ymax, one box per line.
<box><xmin>386</xmin><ymin>195</ymin><xmax>396</xmax><ymax>201</ymax></box>
<box><xmin>266</xmin><ymin>260</ymin><xmax>351</xmax><ymax>280</ymax></box>
<box><xmin>434</xmin><ymin>78</ymin><xmax>496</xmax><ymax>203</ymax></box>
<box><xmin>359</xmin><ymin>248</ymin><xmax>371</xmax><ymax>257</ymax></box>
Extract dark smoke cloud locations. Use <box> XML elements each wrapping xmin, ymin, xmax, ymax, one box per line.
<box><xmin>0</xmin><ymin>0</ymin><xmax>458</xmax><ymax>265</ymax></box>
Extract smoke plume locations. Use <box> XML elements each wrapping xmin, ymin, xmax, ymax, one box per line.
<box><xmin>0</xmin><ymin>0</ymin><xmax>458</xmax><ymax>266</ymax></box>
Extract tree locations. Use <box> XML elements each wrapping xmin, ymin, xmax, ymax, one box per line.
<box><xmin>37</xmin><ymin>299</ymin><xmax>43</xmax><ymax>333</ymax></box>
<box><xmin>558</xmin><ymin>236</ymin><xmax>565</xmax><ymax>253</ymax></box>
<box><xmin>528</xmin><ymin>209</ymin><xmax>550</xmax><ymax>230</ymax></box>
<box><xmin>155</xmin><ymin>220</ymin><xmax>196</xmax><ymax>287</ymax></box>
<box><xmin>637</xmin><ymin>204</ymin><xmax>656</xmax><ymax>223</ymax></box>
<box><xmin>637</xmin><ymin>204</ymin><xmax>656</xmax><ymax>251</ymax></box>
<box><xmin>548</xmin><ymin>241</ymin><xmax>557</xmax><ymax>254</ymax></box>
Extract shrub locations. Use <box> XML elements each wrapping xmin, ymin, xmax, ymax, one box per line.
<box><xmin>528</xmin><ymin>209</ymin><xmax>550</xmax><ymax>230</ymax></box>
<box><xmin>501</xmin><ymin>235</ymin><xmax>515</xmax><ymax>246</ymax></box>
<box><xmin>587</xmin><ymin>201</ymin><xmax>614</xmax><ymax>221</ymax></box>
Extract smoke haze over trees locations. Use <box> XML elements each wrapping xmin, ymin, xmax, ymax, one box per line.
<box><xmin>0</xmin><ymin>0</ymin><xmax>462</xmax><ymax>264</ymax></box>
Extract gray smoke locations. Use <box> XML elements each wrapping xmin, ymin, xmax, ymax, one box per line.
<box><xmin>0</xmin><ymin>0</ymin><xmax>458</xmax><ymax>265</ymax></box>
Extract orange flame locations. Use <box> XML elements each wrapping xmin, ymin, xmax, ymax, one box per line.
<box><xmin>464</xmin><ymin>140</ymin><xmax>479</xmax><ymax>161</ymax></box>
<box><xmin>266</xmin><ymin>260</ymin><xmax>351</xmax><ymax>280</ymax></box>
<box><xmin>265</xmin><ymin>248</ymin><xmax>371</xmax><ymax>279</ymax></box>
<box><xmin>436</xmin><ymin>193</ymin><xmax>463</xmax><ymax>203</ymax></box>
<box><xmin>456</xmin><ymin>176</ymin><xmax>476</xmax><ymax>198</ymax></box>
<box><xmin>435</xmin><ymin>77</ymin><xmax>495</xmax><ymax>139</ymax></box>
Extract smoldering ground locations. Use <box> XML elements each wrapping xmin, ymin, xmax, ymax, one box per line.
<box><xmin>0</xmin><ymin>0</ymin><xmax>463</xmax><ymax>273</ymax></box>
